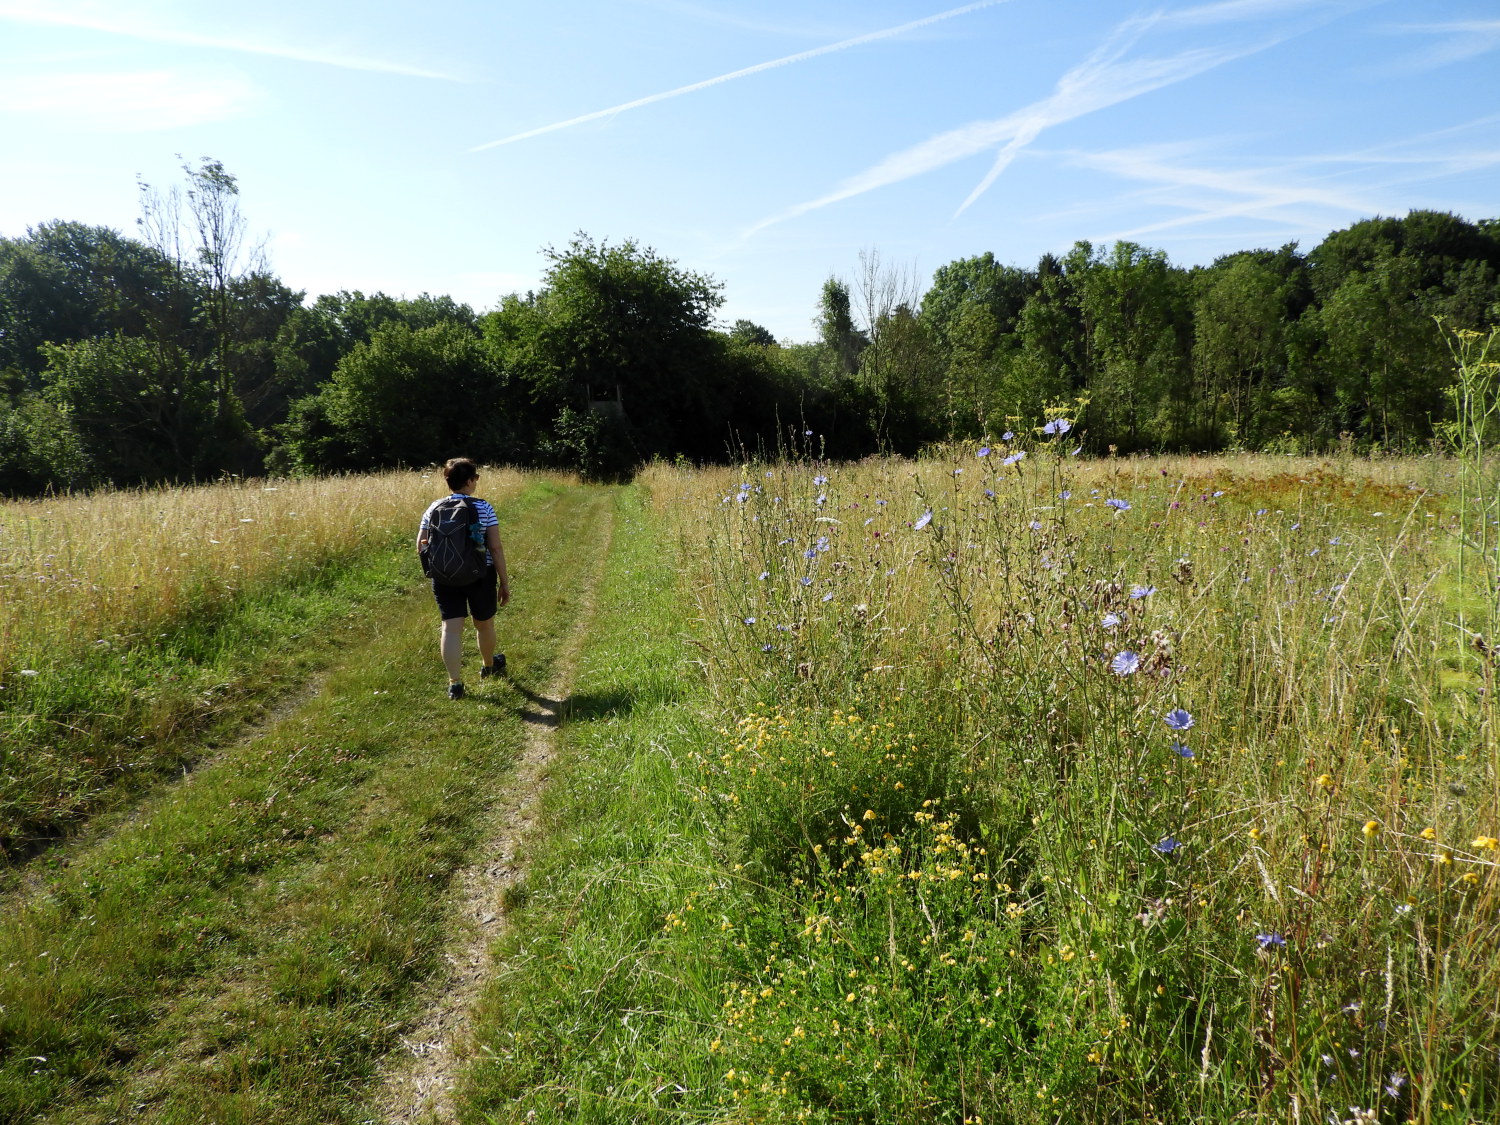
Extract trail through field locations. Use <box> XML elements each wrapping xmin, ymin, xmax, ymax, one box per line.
<box><xmin>371</xmin><ymin>494</ymin><xmax>615</xmax><ymax>1123</ymax></box>
<box><xmin>0</xmin><ymin>480</ymin><xmax>620</xmax><ymax>1125</ymax></box>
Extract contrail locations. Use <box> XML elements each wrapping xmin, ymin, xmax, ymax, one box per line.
<box><xmin>0</xmin><ymin>1</ymin><xmax>459</xmax><ymax>80</ymax></box>
<box><xmin>470</xmin><ymin>0</ymin><xmax>1008</xmax><ymax>153</ymax></box>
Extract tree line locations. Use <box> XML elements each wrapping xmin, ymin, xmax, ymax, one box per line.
<box><xmin>2</xmin><ymin>161</ymin><xmax>1497</xmax><ymax>494</ymax></box>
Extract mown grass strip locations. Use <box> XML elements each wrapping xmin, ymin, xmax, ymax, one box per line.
<box><xmin>0</xmin><ymin>480</ymin><xmax>613</xmax><ymax>1125</ymax></box>
<box><xmin>456</xmin><ymin>484</ymin><xmax>731</xmax><ymax>1124</ymax></box>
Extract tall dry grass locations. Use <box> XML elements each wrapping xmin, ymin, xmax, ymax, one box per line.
<box><xmin>0</xmin><ymin>468</ymin><xmax>526</xmax><ymax>671</ymax></box>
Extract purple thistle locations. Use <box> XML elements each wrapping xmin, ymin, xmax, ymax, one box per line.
<box><xmin>1110</xmin><ymin>651</ymin><xmax>1141</xmax><ymax>676</ymax></box>
<box><xmin>1163</xmin><ymin>708</ymin><xmax>1194</xmax><ymax>731</ymax></box>
<box><xmin>1106</xmin><ymin>498</ymin><xmax>1131</xmax><ymax>511</ymax></box>
<box><xmin>913</xmin><ymin>509</ymin><xmax>933</xmax><ymax>530</ymax></box>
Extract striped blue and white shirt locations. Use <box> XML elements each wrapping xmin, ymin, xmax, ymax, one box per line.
<box><xmin>419</xmin><ymin>495</ymin><xmax>499</xmax><ymax>566</ymax></box>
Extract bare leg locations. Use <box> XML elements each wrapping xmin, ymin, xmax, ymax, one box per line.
<box><xmin>440</xmin><ymin>616</ymin><xmax>466</xmax><ymax>681</ymax></box>
<box><xmin>474</xmin><ymin>616</ymin><xmax>497</xmax><ymax>667</ymax></box>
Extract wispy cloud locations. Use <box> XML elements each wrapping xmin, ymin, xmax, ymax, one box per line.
<box><xmin>0</xmin><ymin>1</ymin><xmax>459</xmax><ymax>80</ymax></box>
<box><xmin>745</xmin><ymin>2</ymin><xmax>1310</xmax><ymax>237</ymax></box>
<box><xmin>470</xmin><ymin>0</ymin><xmax>1009</xmax><ymax>152</ymax></box>
<box><xmin>0</xmin><ymin>67</ymin><xmax>261</xmax><ymax>132</ymax></box>
<box><xmin>1386</xmin><ymin>19</ymin><xmax>1500</xmax><ymax>70</ymax></box>
<box><xmin>1056</xmin><ymin>118</ymin><xmax>1500</xmax><ymax>244</ymax></box>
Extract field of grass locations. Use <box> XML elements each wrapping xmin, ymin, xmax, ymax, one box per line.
<box><xmin>0</xmin><ymin>469</ymin><xmax>526</xmax><ymax>855</ymax></box>
<box><xmin>3</xmin><ymin>444</ymin><xmax>1497</xmax><ymax>1124</ymax></box>
<box><xmin>455</xmin><ymin>447</ymin><xmax>1497</xmax><ymax>1124</ymax></box>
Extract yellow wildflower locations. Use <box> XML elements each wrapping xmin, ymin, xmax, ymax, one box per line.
<box><xmin>1362</xmin><ymin>820</ymin><xmax>1380</xmax><ymax>838</ymax></box>
<box><xmin>1316</xmin><ymin>774</ymin><xmax>1335</xmax><ymax>789</ymax></box>
<box><xmin>1420</xmin><ymin>827</ymin><xmax>1436</xmax><ymax>840</ymax></box>
<box><xmin>1472</xmin><ymin>835</ymin><xmax>1499</xmax><ymax>850</ymax></box>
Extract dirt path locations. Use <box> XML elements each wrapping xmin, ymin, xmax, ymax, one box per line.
<box><xmin>371</xmin><ymin>497</ymin><xmax>616</xmax><ymax>1124</ymax></box>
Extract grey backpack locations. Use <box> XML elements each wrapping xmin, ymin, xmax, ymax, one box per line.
<box><xmin>421</xmin><ymin>497</ymin><xmax>486</xmax><ymax>586</ymax></box>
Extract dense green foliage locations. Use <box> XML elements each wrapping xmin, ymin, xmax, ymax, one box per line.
<box><xmin>2</xmin><ymin>161</ymin><xmax>1497</xmax><ymax>493</ymax></box>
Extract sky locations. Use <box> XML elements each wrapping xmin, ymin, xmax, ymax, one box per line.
<box><xmin>2</xmin><ymin>0</ymin><xmax>1497</xmax><ymax>341</ymax></box>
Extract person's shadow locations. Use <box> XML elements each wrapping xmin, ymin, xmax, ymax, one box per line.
<box><xmin>505</xmin><ymin>683</ymin><xmax>637</xmax><ymax>728</ymax></box>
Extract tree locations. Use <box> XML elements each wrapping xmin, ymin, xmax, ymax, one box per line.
<box><xmin>729</xmin><ymin>319</ymin><xmax>777</xmax><ymax>347</ymax></box>
<box><xmin>41</xmin><ymin>334</ymin><xmax>226</xmax><ymax>484</ymax></box>
<box><xmin>531</xmin><ymin>234</ymin><xmax>726</xmax><ymax>462</ymax></box>
<box><xmin>815</xmin><ymin>278</ymin><xmax>865</xmax><ymax>378</ymax></box>
<box><xmin>315</xmin><ymin>321</ymin><xmax>503</xmax><ymax>468</ymax></box>
<box><xmin>1070</xmin><ymin>241</ymin><xmax>1193</xmax><ymax>450</ymax></box>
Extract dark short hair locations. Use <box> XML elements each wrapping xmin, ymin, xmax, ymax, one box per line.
<box><xmin>443</xmin><ymin>457</ymin><xmax>479</xmax><ymax>490</ymax></box>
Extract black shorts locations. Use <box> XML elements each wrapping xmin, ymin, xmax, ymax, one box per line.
<box><xmin>432</xmin><ymin>565</ymin><xmax>498</xmax><ymax>622</ymax></box>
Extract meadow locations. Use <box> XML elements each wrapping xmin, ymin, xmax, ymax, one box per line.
<box><xmin>1</xmin><ymin>428</ymin><xmax>1497</xmax><ymax>1122</ymax></box>
<box><xmin>0</xmin><ymin>468</ymin><xmax>526</xmax><ymax>854</ymax></box>
<box><xmin>463</xmin><ymin>441</ymin><xmax>1498</xmax><ymax>1124</ymax></box>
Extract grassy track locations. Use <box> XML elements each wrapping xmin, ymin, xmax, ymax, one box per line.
<box><xmin>0</xmin><ymin>479</ymin><xmax>616</xmax><ymax>1125</ymax></box>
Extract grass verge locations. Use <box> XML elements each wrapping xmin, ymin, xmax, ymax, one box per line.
<box><xmin>0</xmin><ymin>479</ymin><xmax>613</xmax><ymax>1125</ymax></box>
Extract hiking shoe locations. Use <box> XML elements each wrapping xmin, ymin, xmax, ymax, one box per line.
<box><xmin>448</xmin><ymin>682</ymin><xmax>466</xmax><ymax>700</ymax></box>
<box><xmin>482</xmin><ymin>654</ymin><xmax>507</xmax><ymax>677</ymax></box>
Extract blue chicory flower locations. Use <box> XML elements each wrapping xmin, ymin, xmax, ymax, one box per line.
<box><xmin>1029</xmin><ymin>520</ymin><xmax>1042</xmax><ymax>531</ymax></box>
<box><xmin>758</xmin><ymin>570</ymin><xmax>769</xmax><ymax>580</ymax></box>
<box><xmin>1164</xmin><ymin>708</ymin><xmax>1194</xmax><ymax>731</ymax></box>
<box><xmin>1102</xmin><ymin>612</ymin><xmax>1122</xmax><ymax>629</ymax></box>
<box><xmin>1060</xmin><ymin>490</ymin><xmax>1071</xmax><ymax>500</ymax></box>
<box><xmin>1129</xmin><ymin>584</ymin><xmax>1157</xmax><ymax>599</ymax></box>
<box><xmin>1002</xmin><ymin>451</ymin><xmax>1025</xmax><ymax>466</ymax></box>
<box><xmin>1256</xmin><ymin>932</ymin><xmax>1286</xmax><ymax>949</ymax></box>
<box><xmin>1106</xmin><ymin>498</ymin><xmax>1130</xmax><ymax>511</ymax></box>
<box><xmin>743</xmin><ymin>617</ymin><xmax>756</xmax><ymax>625</ymax></box>
<box><xmin>1154</xmin><ymin>837</ymin><xmax>1182</xmax><ymax>854</ymax></box>
<box><xmin>1042</xmin><ymin>417</ymin><xmax>1072</xmax><ymax>435</ymax></box>
<box><xmin>1171</xmin><ymin>742</ymin><xmax>1194</xmax><ymax>759</ymax></box>
<box><xmin>799</xmin><ymin>576</ymin><xmax>813</xmax><ymax>587</ymax></box>
<box><xmin>913</xmin><ymin>510</ymin><xmax>933</xmax><ymax>530</ymax></box>
<box><xmin>813</xmin><ymin>475</ymin><xmax>829</xmax><ymax>485</ymax></box>
<box><xmin>1002</xmin><ymin>430</ymin><xmax>1015</xmax><ymax>441</ymax></box>
<box><xmin>977</xmin><ymin>446</ymin><xmax>991</xmax><ymax>457</ymax></box>
<box><xmin>1111</xmin><ymin>651</ymin><xmax>1141</xmax><ymax>675</ymax></box>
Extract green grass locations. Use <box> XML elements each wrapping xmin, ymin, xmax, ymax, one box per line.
<box><xmin>0</xmin><ymin>480</ymin><xmax>616</xmax><ymax>1125</ymax></box>
<box><xmin>453</xmin><ymin>455</ymin><xmax>1498</xmax><ymax>1125</ymax></box>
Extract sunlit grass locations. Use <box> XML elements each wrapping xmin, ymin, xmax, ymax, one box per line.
<box><xmin>0</xmin><ymin>467</ymin><xmax>530</xmax><ymax>854</ymax></box>
<box><xmin>0</xmin><ymin>468</ymin><xmax>524</xmax><ymax>667</ymax></box>
<box><xmin>637</xmin><ymin>444</ymin><xmax>1498</xmax><ymax>1121</ymax></box>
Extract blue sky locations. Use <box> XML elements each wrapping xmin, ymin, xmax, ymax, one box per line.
<box><xmin>2</xmin><ymin>0</ymin><xmax>1497</xmax><ymax>341</ymax></box>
